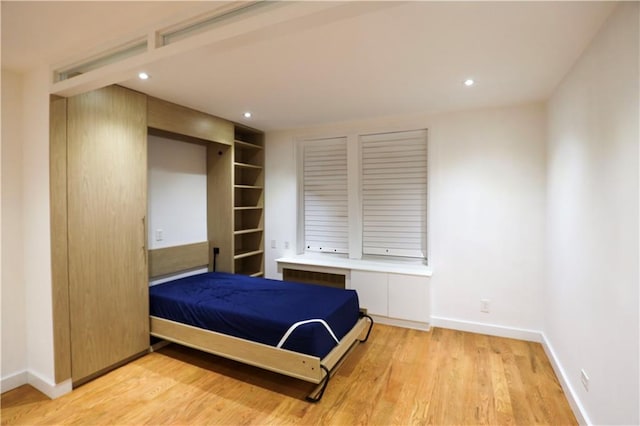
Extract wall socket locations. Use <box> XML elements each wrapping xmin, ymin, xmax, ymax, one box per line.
<box><xmin>480</xmin><ymin>299</ymin><xmax>490</xmax><ymax>313</ymax></box>
<box><xmin>155</xmin><ymin>229</ymin><xmax>163</xmax><ymax>241</ymax></box>
<box><xmin>580</xmin><ymin>369</ymin><xmax>590</xmax><ymax>391</ymax></box>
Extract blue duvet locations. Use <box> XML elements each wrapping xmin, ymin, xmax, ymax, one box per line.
<box><xmin>149</xmin><ymin>272</ymin><xmax>360</xmax><ymax>358</ymax></box>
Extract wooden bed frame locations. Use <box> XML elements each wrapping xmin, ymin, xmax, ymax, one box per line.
<box><xmin>148</xmin><ymin>242</ymin><xmax>373</xmax><ymax>402</ymax></box>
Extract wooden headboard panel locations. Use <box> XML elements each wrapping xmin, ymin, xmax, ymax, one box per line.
<box><xmin>148</xmin><ymin>241</ymin><xmax>210</xmax><ymax>278</ymax></box>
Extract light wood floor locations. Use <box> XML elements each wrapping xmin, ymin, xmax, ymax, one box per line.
<box><xmin>1</xmin><ymin>325</ymin><xmax>577</xmax><ymax>425</ymax></box>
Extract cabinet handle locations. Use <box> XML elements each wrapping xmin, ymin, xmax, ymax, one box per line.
<box><xmin>142</xmin><ymin>216</ymin><xmax>146</xmax><ymax>253</ymax></box>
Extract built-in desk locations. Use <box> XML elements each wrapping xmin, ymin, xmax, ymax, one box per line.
<box><xmin>276</xmin><ymin>256</ymin><xmax>432</xmax><ymax>331</ymax></box>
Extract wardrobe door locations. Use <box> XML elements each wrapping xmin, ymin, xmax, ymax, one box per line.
<box><xmin>67</xmin><ymin>86</ymin><xmax>148</xmax><ymax>383</ymax></box>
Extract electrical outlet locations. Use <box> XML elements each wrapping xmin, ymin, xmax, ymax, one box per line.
<box><xmin>155</xmin><ymin>229</ymin><xmax>163</xmax><ymax>241</ymax></box>
<box><xmin>271</xmin><ymin>240</ymin><xmax>277</xmax><ymax>249</ymax></box>
<box><xmin>480</xmin><ymin>299</ymin><xmax>490</xmax><ymax>313</ymax></box>
<box><xmin>580</xmin><ymin>369</ymin><xmax>589</xmax><ymax>391</ymax></box>
<box><xmin>284</xmin><ymin>241</ymin><xmax>290</xmax><ymax>249</ymax></box>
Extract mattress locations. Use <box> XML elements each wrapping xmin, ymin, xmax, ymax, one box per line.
<box><xmin>149</xmin><ymin>272</ymin><xmax>360</xmax><ymax>358</ymax></box>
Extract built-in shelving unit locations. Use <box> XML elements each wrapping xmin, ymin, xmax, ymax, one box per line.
<box><xmin>233</xmin><ymin>126</ymin><xmax>264</xmax><ymax>276</ymax></box>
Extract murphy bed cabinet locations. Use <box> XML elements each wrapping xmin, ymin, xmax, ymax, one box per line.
<box><xmin>146</xmin><ymin>96</ymin><xmax>265</xmax><ymax>276</ymax></box>
<box><xmin>50</xmin><ymin>86</ymin><xmax>265</xmax><ymax>386</ymax></box>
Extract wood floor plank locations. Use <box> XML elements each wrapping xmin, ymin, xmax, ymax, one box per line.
<box><xmin>1</xmin><ymin>325</ymin><xmax>577</xmax><ymax>425</ymax></box>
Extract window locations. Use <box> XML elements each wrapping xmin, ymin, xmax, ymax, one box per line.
<box><xmin>298</xmin><ymin>129</ymin><xmax>428</xmax><ymax>261</ymax></box>
<box><xmin>361</xmin><ymin>130</ymin><xmax>427</xmax><ymax>258</ymax></box>
<box><xmin>301</xmin><ymin>137</ymin><xmax>348</xmax><ymax>253</ymax></box>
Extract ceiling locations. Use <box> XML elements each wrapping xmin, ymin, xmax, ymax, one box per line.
<box><xmin>2</xmin><ymin>1</ymin><xmax>616</xmax><ymax>131</ymax></box>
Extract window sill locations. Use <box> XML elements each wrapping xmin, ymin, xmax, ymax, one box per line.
<box><xmin>276</xmin><ymin>254</ymin><xmax>432</xmax><ymax>277</ymax></box>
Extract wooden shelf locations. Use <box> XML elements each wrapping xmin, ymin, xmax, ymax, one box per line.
<box><xmin>234</xmin><ymin>206</ymin><xmax>263</xmax><ymax>211</ymax></box>
<box><xmin>234</xmin><ymin>162</ymin><xmax>262</xmax><ymax>169</ymax></box>
<box><xmin>233</xmin><ymin>228</ymin><xmax>263</xmax><ymax>235</ymax></box>
<box><xmin>234</xmin><ymin>249</ymin><xmax>264</xmax><ymax>260</ymax></box>
<box><xmin>235</xmin><ymin>139</ymin><xmax>263</xmax><ymax>150</ymax></box>
<box><xmin>234</xmin><ymin>184</ymin><xmax>263</xmax><ymax>190</ymax></box>
<box><xmin>234</xmin><ymin>270</ymin><xmax>264</xmax><ymax>277</ymax></box>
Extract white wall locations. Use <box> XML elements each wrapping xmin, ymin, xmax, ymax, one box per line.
<box><xmin>265</xmin><ymin>102</ymin><xmax>547</xmax><ymax>334</ymax></box>
<box><xmin>147</xmin><ymin>135</ymin><xmax>207</xmax><ymax>250</ymax></box>
<box><xmin>21</xmin><ymin>67</ymin><xmax>58</xmax><ymax>394</ymax></box>
<box><xmin>428</xmin><ymin>105</ymin><xmax>546</xmax><ymax>333</ymax></box>
<box><xmin>546</xmin><ymin>3</ymin><xmax>639</xmax><ymax>425</ymax></box>
<box><xmin>1</xmin><ymin>69</ymin><xmax>27</xmax><ymax>390</ymax></box>
<box><xmin>1</xmin><ymin>66</ymin><xmax>60</xmax><ymax>396</ymax></box>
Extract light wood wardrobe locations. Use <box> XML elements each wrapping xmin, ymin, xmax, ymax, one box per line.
<box><xmin>51</xmin><ymin>85</ymin><xmax>264</xmax><ymax>385</ymax></box>
<box><xmin>52</xmin><ymin>86</ymin><xmax>149</xmax><ymax>385</ymax></box>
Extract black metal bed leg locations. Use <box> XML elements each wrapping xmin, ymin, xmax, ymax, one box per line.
<box><xmin>305</xmin><ymin>314</ymin><xmax>373</xmax><ymax>403</ymax></box>
<box><xmin>358</xmin><ymin>313</ymin><xmax>374</xmax><ymax>343</ymax></box>
<box><xmin>305</xmin><ymin>365</ymin><xmax>330</xmax><ymax>403</ymax></box>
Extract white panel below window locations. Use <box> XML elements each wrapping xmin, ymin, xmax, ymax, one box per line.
<box><xmin>388</xmin><ymin>274</ymin><xmax>429</xmax><ymax>322</ymax></box>
<box><xmin>350</xmin><ymin>270</ymin><xmax>388</xmax><ymax>316</ymax></box>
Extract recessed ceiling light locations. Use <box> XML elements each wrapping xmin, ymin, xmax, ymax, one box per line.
<box><xmin>243</xmin><ymin>112</ymin><xmax>252</xmax><ymax>118</ymax></box>
<box><xmin>138</xmin><ymin>72</ymin><xmax>149</xmax><ymax>80</ymax></box>
<box><xmin>464</xmin><ymin>79</ymin><xmax>475</xmax><ymax>87</ymax></box>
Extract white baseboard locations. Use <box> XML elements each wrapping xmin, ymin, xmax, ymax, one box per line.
<box><xmin>1</xmin><ymin>370</ymin><xmax>28</xmax><ymax>394</ymax></box>
<box><xmin>430</xmin><ymin>316</ymin><xmax>543</xmax><ymax>342</ymax></box>
<box><xmin>26</xmin><ymin>371</ymin><xmax>71</xmax><ymax>399</ymax></box>
<box><xmin>0</xmin><ymin>370</ymin><xmax>70</xmax><ymax>399</ymax></box>
<box><xmin>541</xmin><ymin>332</ymin><xmax>591</xmax><ymax>425</ymax></box>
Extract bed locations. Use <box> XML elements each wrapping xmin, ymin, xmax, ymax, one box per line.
<box><xmin>148</xmin><ymin>243</ymin><xmax>373</xmax><ymax>402</ymax></box>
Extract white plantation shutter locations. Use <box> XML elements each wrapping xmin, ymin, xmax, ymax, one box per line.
<box><xmin>303</xmin><ymin>137</ymin><xmax>348</xmax><ymax>253</ymax></box>
<box><xmin>361</xmin><ymin>130</ymin><xmax>427</xmax><ymax>258</ymax></box>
